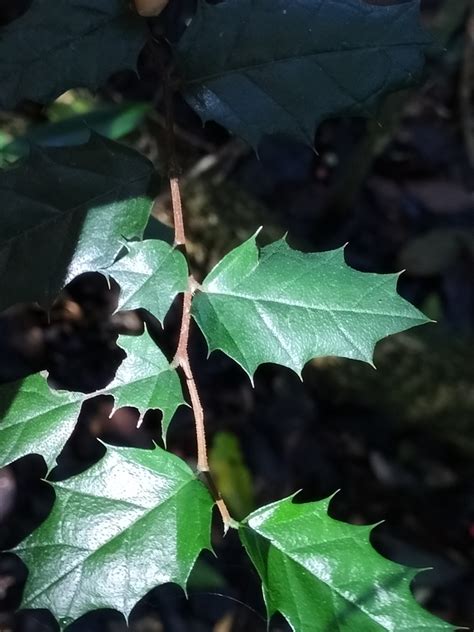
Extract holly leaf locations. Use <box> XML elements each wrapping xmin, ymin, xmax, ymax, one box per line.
<box><xmin>176</xmin><ymin>0</ymin><xmax>429</xmax><ymax>148</ymax></box>
<box><xmin>107</xmin><ymin>240</ymin><xmax>189</xmax><ymax>323</ymax></box>
<box><xmin>0</xmin><ymin>135</ymin><xmax>154</xmax><ymax>311</ymax></box>
<box><xmin>0</xmin><ymin>374</ymin><xmax>83</xmax><ymax>471</ymax></box>
<box><xmin>0</xmin><ymin>329</ymin><xmax>184</xmax><ymax>467</ymax></box>
<box><xmin>192</xmin><ymin>235</ymin><xmax>428</xmax><ymax>378</ymax></box>
<box><xmin>14</xmin><ymin>445</ymin><xmax>213</xmax><ymax>627</ymax></box>
<box><xmin>240</xmin><ymin>496</ymin><xmax>456</xmax><ymax>631</ymax></box>
<box><xmin>105</xmin><ymin>330</ymin><xmax>186</xmax><ymax>441</ymax></box>
<box><xmin>0</xmin><ymin>0</ymin><xmax>147</xmax><ymax>109</ymax></box>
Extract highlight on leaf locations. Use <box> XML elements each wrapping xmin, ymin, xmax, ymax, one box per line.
<box><xmin>239</xmin><ymin>494</ymin><xmax>457</xmax><ymax>632</ymax></box>
<box><xmin>105</xmin><ymin>329</ymin><xmax>186</xmax><ymax>442</ymax></box>
<box><xmin>0</xmin><ymin>134</ymin><xmax>155</xmax><ymax>312</ymax></box>
<box><xmin>105</xmin><ymin>239</ymin><xmax>189</xmax><ymax>324</ymax></box>
<box><xmin>13</xmin><ymin>445</ymin><xmax>214</xmax><ymax>627</ymax></box>
<box><xmin>176</xmin><ymin>0</ymin><xmax>430</xmax><ymax>148</ymax></box>
<box><xmin>0</xmin><ymin>329</ymin><xmax>185</xmax><ymax>470</ymax></box>
<box><xmin>192</xmin><ymin>232</ymin><xmax>429</xmax><ymax>379</ymax></box>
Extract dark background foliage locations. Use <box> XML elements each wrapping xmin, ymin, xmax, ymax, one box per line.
<box><xmin>0</xmin><ymin>0</ymin><xmax>473</xmax><ymax>630</ymax></box>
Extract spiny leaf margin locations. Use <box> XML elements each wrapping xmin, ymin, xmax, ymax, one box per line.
<box><xmin>0</xmin><ymin>134</ymin><xmax>154</xmax><ymax>311</ymax></box>
<box><xmin>0</xmin><ymin>373</ymin><xmax>84</xmax><ymax>471</ymax></box>
<box><xmin>13</xmin><ymin>444</ymin><xmax>214</xmax><ymax>627</ymax></box>
<box><xmin>0</xmin><ymin>0</ymin><xmax>147</xmax><ymax>109</ymax></box>
<box><xmin>192</xmin><ymin>232</ymin><xmax>429</xmax><ymax>379</ymax></box>
<box><xmin>105</xmin><ymin>329</ymin><xmax>187</xmax><ymax>442</ymax></box>
<box><xmin>105</xmin><ymin>239</ymin><xmax>189</xmax><ymax>324</ymax></box>
<box><xmin>239</xmin><ymin>494</ymin><xmax>457</xmax><ymax>631</ymax></box>
<box><xmin>176</xmin><ymin>0</ymin><xmax>430</xmax><ymax>149</ymax></box>
<box><xmin>0</xmin><ymin>329</ymin><xmax>184</xmax><ymax>470</ymax></box>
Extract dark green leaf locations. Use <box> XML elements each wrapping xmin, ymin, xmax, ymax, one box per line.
<box><xmin>14</xmin><ymin>445</ymin><xmax>213</xmax><ymax>626</ymax></box>
<box><xmin>240</xmin><ymin>496</ymin><xmax>456</xmax><ymax>631</ymax></box>
<box><xmin>176</xmin><ymin>0</ymin><xmax>429</xmax><ymax>148</ymax></box>
<box><xmin>192</xmin><ymin>234</ymin><xmax>428</xmax><ymax>378</ymax></box>
<box><xmin>0</xmin><ymin>0</ymin><xmax>147</xmax><ymax>109</ymax></box>
<box><xmin>0</xmin><ymin>135</ymin><xmax>154</xmax><ymax>311</ymax></box>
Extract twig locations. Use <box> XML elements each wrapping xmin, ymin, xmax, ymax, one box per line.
<box><xmin>171</xmin><ymin>286</ymin><xmax>207</xmax><ymax>473</ymax></box>
<box><xmin>170</xmin><ymin>176</ymin><xmax>185</xmax><ymax>247</ymax></box>
<box><xmin>152</xmin><ymin>137</ymin><xmax>250</xmax><ymax>227</ymax></box>
<box><xmin>148</xmin><ymin>110</ymin><xmax>215</xmax><ymax>153</ymax></box>
<box><xmin>155</xmin><ymin>37</ymin><xmax>233</xmax><ymax>530</ymax></box>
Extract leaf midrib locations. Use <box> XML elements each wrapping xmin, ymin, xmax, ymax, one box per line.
<box><xmin>114</xmin><ymin>245</ymin><xmax>183</xmax><ymax>315</ymax></box>
<box><xmin>185</xmin><ymin>41</ymin><xmax>427</xmax><ymax>86</ymax></box>
<box><xmin>202</xmin><ymin>290</ymin><xmax>423</xmax><ymax>321</ymax></box>
<box><xmin>21</xmin><ymin>476</ymin><xmax>194</xmax><ymax>608</ymax></box>
<box><xmin>1</xmin><ymin>398</ymin><xmax>81</xmax><ymax>431</ymax></box>
<box><xmin>256</xmin><ymin>529</ymin><xmax>397</xmax><ymax>631</ymax></box>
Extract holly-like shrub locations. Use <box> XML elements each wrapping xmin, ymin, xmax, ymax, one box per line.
<box><xmin>0</xmin><ymin>1</ymin><xmax>459</xmax><ymax>630</ymax></box>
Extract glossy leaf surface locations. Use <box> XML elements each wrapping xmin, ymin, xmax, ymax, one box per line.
<box><xmin>0</xmin><ymin>135</ymin><xmax>154</xmax><ymax>311</ymax></box>
<box><xmin>15</xmin><ymin>446</ymin><xmax>213</xmax><ymax>625</ymax></box>
<box><xmin>107</xmin><ymin>240</ymin><xmax>189</xmax><ymax>323</ymax></box>
<box><xmin>0</xmin><ymin>327</ymin><xmax>185</xmax><ymax>467</ymax></box>
<box><xmin>0</xmin><ymin>0</ymin><xmax>147</xmax><ymax>109</ymax></box>
<box><xmin>176</xmin><ymin>0</ymin><xmax>429</xmax><ymax>148</ymax></box>
<box><xmin>106</xmin><ymin>330</ymin><xmax>186</xmax><ymax>440</ymax></box>
<box><xmin>240</xmin><ymin>496</ymin><xmax>455</xmax><ymax>631</ymax></box>
<box><xmin>0</xmin><ymin>374</ymin><xmax>83</xmax><ymax>470</ymax></box>
<box><xmin>192</xmin><ymin>235</ymin><xmax>428</xmax><ymax>378</ymax></box>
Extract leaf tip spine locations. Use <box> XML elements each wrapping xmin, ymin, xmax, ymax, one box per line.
<box><xmin>369</xmin><ymin>519</ymin><xmax>386</xmax><ymax>532</ymax></box>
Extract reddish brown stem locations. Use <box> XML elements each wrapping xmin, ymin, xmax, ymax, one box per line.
<box><xmin>157</xmin><ymin>40</ymin><xmax>233</xmax><ymax>529</ymax></box>
<box><xmin>170</xmin><ymin>245</ymin><xmax>233</xmax><ymax>531</ymax></box>
<box><xmin>170</xmin><ymin>176</ymin><xmax>186</xmax><ymax>247</ymax></box>
<box><xmin>172</xmin><ymin>287</ymin><xmax>207</xmax><ymax>473</ymax></box>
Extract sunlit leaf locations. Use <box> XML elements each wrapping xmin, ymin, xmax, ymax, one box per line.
<box><xmin>15</xmin><ymin>446</ymin><xmax>213</xmax><ymax>626</ymax></box>
<box><xmin>193</xmin><ymin>234</ymin><xmax>428</xmax><ymax>378</ymax></box>
<box><xmin>107</xmin><ymin>240</ymin><xmax>188</xmax><ymax>323</ymax></box>
<box><xmin>0</xmin><ymin>135</ymin><xmax>154</xmax><ymax>311</ymax></box>
<box><xmin>106</xmin><ymin>330</ymin><xmax>186</xmax><ymax>441</ymax></box>
<box><xmin>240</xmin><ymin>496</ymin><xmax>456</xmax><ymax>631</ymax></box>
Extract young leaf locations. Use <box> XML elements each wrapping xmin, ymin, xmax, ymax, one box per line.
<box><xmin>0</xmin><ymin>135</ymin><xmax>154</xmax><ymax>312</ymax></box>
<box><xmin>106</xmin><ymin>330</ymin><xmax>186</xmax><ymax>441</ymax></box>
<box><xmin>176</xmin><ymin>0</ymin><xmax>429</xmax><ymax>148</ymax></box>
<box><xmin>240</xmin><ymin>496</ymin><xmax>456</xmax><ymax>631</ymax></box>
<box><xmin>192</xmin><ymin>235</ymin><xmax>428</xmax><ymax>378</ymax></box>
<box><xmin>0</xmin><ymin>330</ymin><xmax>184</xmax><ymax>468</ymax></box>
<box><xmin>106</xmin><ymin>240</ymin><xmax>189</xmax><ymax>323</ymax></box>
<box><xmin>0</xmin><ymin>0</ymin><xmax>147</xmax><ymax>109</ymax></box>
<box><xmin>14</xmin><ymin>445</ymin><xmax>213</xmax><ymax>626</ymax></box>
<box><xmin>0</xmin><ymin>374</ymin><xmax>83</xmax><ymax>471</ymax></box>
